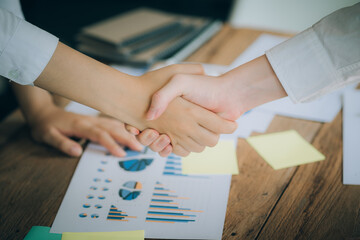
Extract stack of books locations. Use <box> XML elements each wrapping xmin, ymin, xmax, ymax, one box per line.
<box><xmin>77</xmin><ymin>8</ymin><xmax>222</xmax><ymax>66</ymax></box>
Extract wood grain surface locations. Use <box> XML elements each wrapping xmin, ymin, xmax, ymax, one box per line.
<box><xmin>0</xmin><ymin>26</ymin><xmax>359</xmax><ymax>240</ymax></box>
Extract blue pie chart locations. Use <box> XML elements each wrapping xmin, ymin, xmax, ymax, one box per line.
<box><xmin>119</xmin><ymin>181</ymin><xmax>142</xmax><ymax>200</ymax></box>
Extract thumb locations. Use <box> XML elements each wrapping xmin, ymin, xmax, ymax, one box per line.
<box><xmin>146</xmin><ymin>75</ymin><xmax>190</xmax><ymax>120</ymax></box>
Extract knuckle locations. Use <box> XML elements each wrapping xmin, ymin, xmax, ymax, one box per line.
<box><xmin>72</xmin><ymin>118</ymin><xmax>86</xmax><ymax>128</ymax></box>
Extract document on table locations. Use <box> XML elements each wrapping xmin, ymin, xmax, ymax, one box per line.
<box><xmin>257</xmin><ymin>90</ymin><xmax>342</xmax><ymax>123</ymax></box>
<box><xmin>343</xmin><ymin>90</ymin><xmax>360</xmax><ymax>185</ymax></box>
<box><xmin>51</xmin><ymin>143</ymin><xmax>231</xmax><ymax>240</ymax></box>
<box><xmin>247</xmin><ymin>130</ymin><xmax>325</xmax><ymax>170</ymax></box>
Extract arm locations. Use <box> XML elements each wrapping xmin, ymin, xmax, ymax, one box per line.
<box><xmin>0</xmin><ymin>8</ymin><xmax>237</xmax><ymax>156</ymax></box>
<box><xmin>144</xmin><ymin>3</ymin><xmax>360</xmax><ymax>121</ymax></box>
<box><xmin>12</xmin><ymin>84</ymin><xmax>143</xmax><ymax>157</ymax></box>
<box><xmin>34</xmin><ymin>43</ymin><xmax>236</xmax><ymax>156</ymax></box>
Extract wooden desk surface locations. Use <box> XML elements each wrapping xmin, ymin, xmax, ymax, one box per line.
<box><xmin>1</xmin><ymin>26</ymin><xmax>359</xmax><ymax>240</ymax></box>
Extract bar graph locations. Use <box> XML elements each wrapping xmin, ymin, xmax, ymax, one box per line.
<box><xmin>162</xmin><ymin>154</ymin><xmax>188</xmax><ymax>177</ymax></box>
<box><xmin>106</xmin><ymin>205</ymin><xmax>137</xmax><ymax>222</ymax></box>
<box><xmin>162</xmin><ymin>154</ymin><xmax>207</xmax><ymax>178</ymax></box>
<box><xmin>146</xmin><ymin>182</ymin><xmax>202</xmax><ymax>223</ymax></box>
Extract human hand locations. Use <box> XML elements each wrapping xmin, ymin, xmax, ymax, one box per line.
<box><xmin>126</xmin><ymin>126</ymin><xmax>172</xmax><ymax>157</ymax></box>
<box><xmin>145</xmin><ymin>55</ymin><xmax>287</xmax><ymax>121</ymax></box>
<box><xmin>28</xmin><ymin>105</ymin><xmax>143</xmax><ymax>157</ymax></box>
<box><xmin>118</xmin><ymin>64</ymin><xmax>237</xmax><ymax>156</ymax></box>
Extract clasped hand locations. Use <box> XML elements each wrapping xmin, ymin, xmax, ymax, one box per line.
<box><xmin>118</xmin><ymin>64</ymin><xmax>237</xmax><ymax>157</ymax></box>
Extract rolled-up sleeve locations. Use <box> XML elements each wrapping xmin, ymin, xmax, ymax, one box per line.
<box><xmin>266</xmin><ymin>3</ymin><xmax>360</xmax><ymax>103</ymax></box>
<box><xmin>0</xmin><ymin>8</ymin><xmax>58</xmax><ymax>85</ymax></box>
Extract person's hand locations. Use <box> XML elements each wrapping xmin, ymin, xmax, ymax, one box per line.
<box><xmin>28</xmin><ymin>105</ymin><xmax>143</xmax><ymax>157</ymax></box>
<box><xmin>145</xmin><ymin>55</ymin><xmax>287</xmax><ymax>121</ymax></box>
<box><xmin>126</xmin><ymin>126</ymin><xmax>172</xmax><ymax>157</ymax></box>
<box><xmin>146</xmin><ymin>74</ymin><xmax>241</xmax><ymax>121</ymax></box>
<box><xmin>116</xmin><ymin>64</ymin><xmax>237</xmax><ymax>156</ymax></box>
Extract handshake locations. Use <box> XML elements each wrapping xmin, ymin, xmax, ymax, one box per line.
<box><xmin>31</xmin><ymin>43</ymin><xmax>284</xmax><ymax>157</ymax></box>
<box><xmin>118</xmin><ymin>53</ymin><xmax>285</xmax><ymax>157</ymax></box>
<box><xmin>120</xmin><ymin>63</ymin><xmax>241</xmax><ymax>157</ymax></box>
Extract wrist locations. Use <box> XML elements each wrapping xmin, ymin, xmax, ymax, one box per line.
<box><xmin>99</xmin><ymin>74</ymin><xmax>150</xmax><ymax>130</ymax></box>
<box><xmin>224</xmin><ymin>55</ymin><xmax>287</xmax><ymax>112</ymax></box>
<box><xmin>26</xmin><ymin>102</ymin><xmax>58</xmax><ymax>127</ymax></box>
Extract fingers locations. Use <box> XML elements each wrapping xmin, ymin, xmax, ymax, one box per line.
<box><xmin>191</xmin><ymin>126</ymin><xmax>220</xmax><ymax>148</ymax></box>
<box><xmin>134</xmin><ymin>129</ymin><xmax>173</xmax><ymax>156</ymax></box>
<box><xmin>197</xmin><ymin>109</ymin><xmax>238</xmax><ymax>134</ymax></box>
<box><xmin>179</xmin><ymin>136</ymin><xmax>206</xmax><ymax>153</ymax></box>
<box><xmin>125</xmin><ymin>124</ymin><xmax>140</xmax><ymax>135</ymax></box>
<box><xmin>159</xmin><ymin>145</ymin><xmax>173</xmax><ymax>157</ymax></box>
<box><xmin>148</xmin><ymin>134</ymin><xmax>171</xmax><ymax>152</ymax></box>
<box><xmin>41</xmin><ymin>127</ymin><xmax>83</xmax><ymax>157</ymax></box>
<box><xmin>92</xmin><ymin>128</ymin><xmax>127</xmax><ymax>157</ymax></box>
<box><xmin>112</xmin><ymin>132</ymin><xmax>143</xmax><ymax>152</ymax></box>
<box><xmin>72</xmin><ymin>121</ymin><xmax>126</xmax><ymax>157</ymax></box>
<box><xmin>147</xmin><ymin>75</ymin><xmax>189</xmax><ymax>120</ymax></box>
<box><xmin>136</xmin><ymin>129</ymin><xmax>159</xmax><ymax>146</ymax></box>
<box><xmin>146</xmin><ymin>64</ymin><xmax>205</xmax><ymax>121</ymax></box>
<box><xmin>99</xmin><ymin>120</ymin><xmax>143</xmax><ymax>152</ymax></box>
<box><xmin>172</xmin><ymin>144</ymin><xmax>190</xmax><ymax>157</ymax></box>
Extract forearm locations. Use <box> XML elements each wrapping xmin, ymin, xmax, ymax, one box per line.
<box><xmin>222</xmin><ymin>55</ymin><xmax>287</xmax><ymax>113</ymax></box>
<box><xmin>34</xmin><ymin>42</ymin><xmax>147</xmax><ymax>129</ymax></box>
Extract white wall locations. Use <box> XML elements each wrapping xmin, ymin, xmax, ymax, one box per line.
<box><xmin>229</xmin><ymin>0</ymin><xmax>360</xmax><ymax>34</ymax></box>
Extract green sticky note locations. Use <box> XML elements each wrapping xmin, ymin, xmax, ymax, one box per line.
<box><xmin>61</xmin><ymin>230</ymin><xmax>144</xmax><ymax>240</ymax></box>
<box><xmin>24</xmin><ymin>226</ymin><xmax>62</xmax><ymax>240</ymax></box>
<box><xmin>182</xmin><ymin>140</ymin><xmax>239</xmax><ymax>174</ymax></box>
<box><xmin>246</xmin><ymin>130</ymin><xmax>325</xmax><ymax>170</ymax></box>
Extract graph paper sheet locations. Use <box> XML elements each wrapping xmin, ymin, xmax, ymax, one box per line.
<box><xmin>51</xmin><ymin>143</ymin><xmax>231</xmax><ymax>240</ymax></box>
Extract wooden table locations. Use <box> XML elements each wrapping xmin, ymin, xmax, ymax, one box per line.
<box><xmin>1</xmin><ymin>26</ymin><xmax>359</xmax><ymax>240</ymax></box>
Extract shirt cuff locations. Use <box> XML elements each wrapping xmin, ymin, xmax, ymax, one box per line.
<box><xmin>265</xmin><ymin>27</ymin><xmax>340</xmax><ymax>103</ymax></box>
<box><xmin>0</xmin><ymin>18</ymin><xmax>58</xmax><ymax>85</ymax></box>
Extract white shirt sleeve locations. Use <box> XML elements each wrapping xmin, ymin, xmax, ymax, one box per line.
<box><xmin>0</xmin><ymin>7</ymin><xmax>59</xmax><ymax>85</ymax></box>
<box><xmin>266</xmin><ymin>3</ymin><xmax>360</xmax><ymax>103</ymax></box>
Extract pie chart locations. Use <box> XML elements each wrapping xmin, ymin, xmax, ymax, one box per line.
<box><xmin>119</xmin><ymin>158</ymin><xmax>153</xmax><ymax>172</ymax></box>
<box><xmin>119</xmin><ymin>181</ymin><xmax>142</xmax><ymax>200</ymax></box>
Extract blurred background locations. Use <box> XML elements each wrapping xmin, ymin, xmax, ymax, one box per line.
<box><xmin>0</xmin><ymin>0</ymin><xmax>357</xmax><ymax>120</ymax></box>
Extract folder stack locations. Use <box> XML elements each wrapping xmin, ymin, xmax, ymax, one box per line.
<box><xmin>77</xmin><ymin>8</ymin><xmax>222</xmax><ymax>66</ymax></box>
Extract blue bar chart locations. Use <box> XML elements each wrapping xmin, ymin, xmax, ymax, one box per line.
<box><xmin>162</xmin><ymin>155</ymin><xmax>188</xmax><ymax>177</ymax></box>
<box><xmin>107</xmin><ymin>205</ymin><xmax>137</xmax><ymax>222</ymax></box>
<box><xmin>146</xmin><ymin>182</ymin><xmax>202</xmax><ymax>223</ymax></box>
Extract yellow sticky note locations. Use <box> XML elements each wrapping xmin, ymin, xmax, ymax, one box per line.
<box><xmin>182</xmin><ymin>140</ymin><xmax>239</xmax><ymax>174</ymax></box>
<box><xmin>246</xmin><ymin>130</ymin><xmax>325</xmax><ymax>170</ymax></box>
<box><xmin>61</xmin><ymin>230</ymin><xmax>144</xmax><ymax>240</ymax></box>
